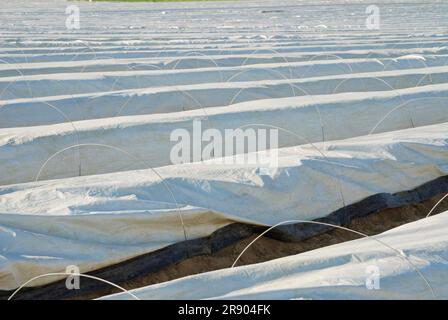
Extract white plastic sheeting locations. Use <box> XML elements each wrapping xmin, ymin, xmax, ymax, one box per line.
<box><xmin>3</xmin><ymin>57</ymin><xmax>448</xmax><ymax>99</ymax></box>
<box><xmin>2</xmin><ymin>0</ymin><xmax>448</xmax><ymax>298</ymax></box>
<box><xmin>1</xmin><ymin>83</ymin><xmax>448</xmax><ymax>186</ymax></box>
<box><xmin>2</xmin><ymin>65</ymin><xmax>448</xmax><ymax>128</ymax></box>
<box><xmin>100</xmin><ymin>210</ymin><xmax>448</xmax><ymax>300</ymax></box>
<box><xmin>0</xmin><ymin>122</ymin><xmax>447</xmax><ymax>290</ymax></box>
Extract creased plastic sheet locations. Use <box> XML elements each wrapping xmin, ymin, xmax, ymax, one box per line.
<box><xmin>100</xmin><ymin>210</ymin><xmax>448</xmax><ymax>300</ymax></box>
<box><xmin>0</xmin><ymin>122</ymin><xmax>447</xmax><ymax>290</ymax></box>
<box><xmin>1</xmin><ymin>83</ymin><xmax>448</xmax><ymax>186</ymax></box>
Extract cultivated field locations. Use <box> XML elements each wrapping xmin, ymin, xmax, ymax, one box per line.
<box><xmin>0</xmin><ymin>0</ymin><xmax>447</xmax><ymax>300</ymax></box>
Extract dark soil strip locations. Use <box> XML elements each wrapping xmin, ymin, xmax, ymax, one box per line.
<box><xmin>2</xmin><ymin>175</ymin><xmax>448</xmax><ymax>300</ymax></box>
